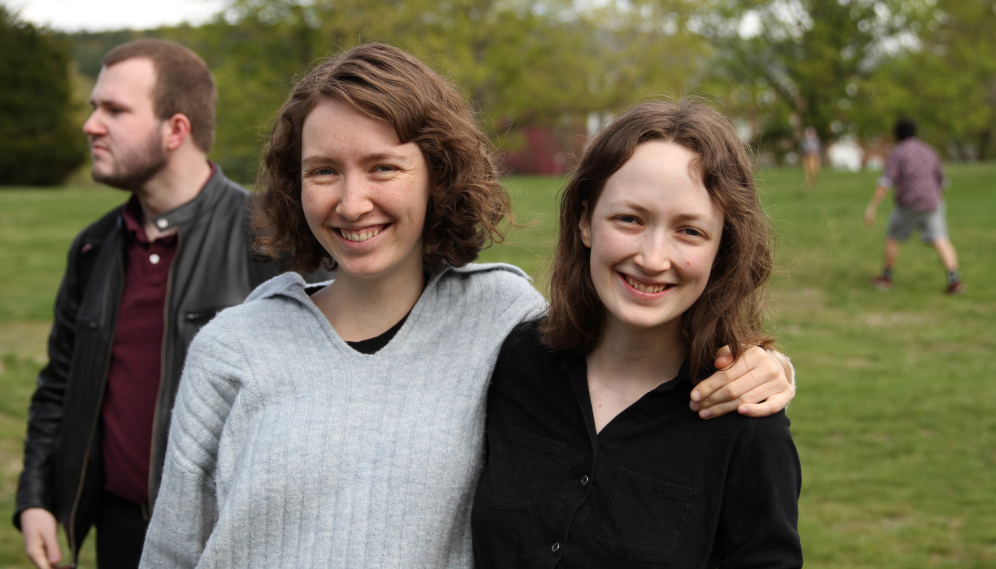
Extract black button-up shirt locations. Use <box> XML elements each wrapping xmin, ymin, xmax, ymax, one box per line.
<box><xmin>472</xmin><ymin>321</ymin><xmax>802</xmax><ymax>568</ymax></box>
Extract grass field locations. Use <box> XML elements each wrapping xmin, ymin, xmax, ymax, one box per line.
<box><xmin>1</xmin><ymin>165</ymin><xmax>994</xmax><ymax>568</ymax></box>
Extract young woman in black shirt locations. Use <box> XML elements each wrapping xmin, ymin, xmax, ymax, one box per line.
<box><xmin>472</xmin><ymin>100</ymin><xmax>802</xmax><ymax>568</ymax></box>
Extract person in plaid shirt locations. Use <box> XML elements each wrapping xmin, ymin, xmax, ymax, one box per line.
<box><xmin>864</xmin><ymin>119</ymin><xmax>963</xmax><ymax>294</ymax></box>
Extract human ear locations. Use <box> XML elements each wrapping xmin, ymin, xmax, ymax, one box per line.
<box><xmin>578</xmin><ymin>201</ymin><xmax>592</xmax><ymax>248</ymax></box>
<box><xmin>164</xmin><ymin>113</ymin><xmax>193</xmax><ymax>151</ymax></box>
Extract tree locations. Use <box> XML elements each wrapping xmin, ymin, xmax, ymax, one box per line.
<box><xmin>700</xmin><ymin>0</ymin><xmax>935</xmax><ymax>159</ymax></box>
<box><xmin>861</xmin><ymin>0</ymin><xmax>996</xmax><ymax>159</ymax></box>
<box><xmin>189</xmin><ymin>0</ymin><xmax>708</xmax><ymax>179</ymax></box>
<box><xmin>0</xmin><ymin>6</ymin><xmax>88</xmax><ymax>186</ymax></box>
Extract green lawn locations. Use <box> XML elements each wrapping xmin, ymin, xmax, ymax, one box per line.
<box><xmin>1</xmin><ymin>165</ymin><xmax>994</xmax><ymax>568</ymax></box>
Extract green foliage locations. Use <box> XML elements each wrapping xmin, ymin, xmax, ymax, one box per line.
<box><xmin>863</xmin><ymin>0</ymin><xmax>996</xmax><ymax>159</ymax></box>
<box><xmin>0</xmin><ymin>6</ymin><xmax>88</xmax><ymax>186</ymax></box>
<box><xmin>702</xmin><ymin>0</ymin><xmax>931</xmax><ymax>156</ymax></box>
<box><xmin>701</xmin><ymin>0</ymin><xmax>995</xmax><ymax>161</ymax></box>
<box><xmin>197</xmin><ymin>0</ymin><xmax>671</xmax><ymax>180</ymax></box>
<box><xmin>60</xmin><ymin>28</ymin><xmax>161</xmax><ymax>77</ymax></box>
<box><xmin>37</xmin><ymin>0</ymin><xmax>996</xmax><ymax>180</ymax></box>
<box><xmin>60</xmin><ymin>1</ymin><xmax>710</xmax><ymax>183</ymax></box>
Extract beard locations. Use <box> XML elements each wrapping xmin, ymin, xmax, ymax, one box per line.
<box><xmin>91</xmin><ymin>129</ymin><xmax>169</xmax><ymax>191</ymax></box>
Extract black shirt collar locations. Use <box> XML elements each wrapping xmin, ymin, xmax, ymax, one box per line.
<box><xmin>559</xmin><ymin>349</ymin><xmax>698</xmax><ymax>395</ymax></box>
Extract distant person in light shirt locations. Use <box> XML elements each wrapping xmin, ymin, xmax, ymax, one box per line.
<box><xmin>864</xmin><ymin>118</ymin><xmax>963</xmax><ymax>294</ymax></box>
<box><xmin>800</xmin><ymin>126</ymin><xmax>821</xmax><ymax>187</ymax></box>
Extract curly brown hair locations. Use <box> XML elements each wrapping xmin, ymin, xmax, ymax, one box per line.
<box><xmin>543</xmin><ymin>99</ymin><xmax>774</xmax><ymax>380</ymax></box>
<box><xmin>252</xmin><ymin>43</ymin><xmax>511</xmax><ymax>273</ymax></box>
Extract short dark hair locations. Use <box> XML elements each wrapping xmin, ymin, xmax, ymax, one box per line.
<box><xmin>102</xmin><ymin>39</ymin><xmax>216</xmax><ymax>153</ymax></box>
<box><xmin>252</xmin><ymin>43</ymin><xmax>511</xmax><ymax>273</ymax></box>
<box><xmin>543</xmin><ymin>99</ymin><xmax>774</xmax><ymax>380</ymax></box>
<box><xmin>895</xmin><ymin>118</ymin><xmax>916</xmax><ymax>141</ymax></box>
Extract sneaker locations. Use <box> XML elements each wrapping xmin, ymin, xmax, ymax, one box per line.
<box><xmin>869</xmin><ymin>276</ymin><xmax>892</xmax><ymax>290</ymax></box>
<box><xmin>945</xmin><ymin>280</ymin><xmax>965</xmax><ymax>295</ymax></box>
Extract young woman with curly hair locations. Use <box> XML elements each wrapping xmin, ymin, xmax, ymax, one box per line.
<box><xmin>140</xmin><ymin>46</ymin><xmax>795</xmax><ymax>568</ymax></box>
<box><xmin>472</xmin><ymin>100</ymin><xmax>802</xmax><ymax>568</ymax></box>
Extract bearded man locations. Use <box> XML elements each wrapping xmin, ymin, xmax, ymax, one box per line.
<box><xmin>14</xmin><ymin>40</ymin><xmax>285</xmax><ymax>569</ymax></box>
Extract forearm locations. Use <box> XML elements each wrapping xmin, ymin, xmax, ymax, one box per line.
<box><xmin>140</xmin><ymin>456</ymin><xmax>217</xmax><ymax>569</ymax></box>
<box><xmin>141</xmin><ymin>373</ymin><xmax>221</xmax><ymax>567</ymax></box>
<box><xmin>15</xmin><ymin>263</ymin><xmax>80</xmax><ymax>527</ymax></box>
<box><xmin>16</xmin><ymin>383</ymin><xmax>63</xmax><ymax>526</ymax></box>
<box><xmin>867</xmin><ymin>185</ymin><xmax>889</xmax><ymax>210</ymax></box>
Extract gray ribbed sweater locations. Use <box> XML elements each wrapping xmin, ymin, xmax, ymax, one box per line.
<box><xmin>139</xmin><ymin>263</ymin><xmax>546</xmax><ymax>569</ymax></box>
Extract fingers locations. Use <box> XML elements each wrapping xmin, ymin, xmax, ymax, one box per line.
<box><xmin>41</xmin><ymin>525</ymin><xmax>61</xmax><ymax>567</ymax></box>
<box><xmin>713</xmin><ymin>344</ymin><xmax>734</xmax><ymax>371</ymax></box>
<box><xmin>691</xmin><ymin>346</ymin><xmax>794</xmax><ymax>419</ymax></box>
<box><xmin>21</xmin><ymin>508</ymin><xmax>60</xmax><ymax>569</ymax></box>
<box><xmin>690</xmin><ymin>344</ymin><xmax>739</xmax><ymax>403</ymax></box>
<box><xmin>691</xmin><ymin>380</ymin><xmax>790</xmax><ymax>419</ymax></box>
<box><xmin>24</xmin><ymin>532</ymin><xmax>54</xmax><ymax>569</ymax></box>
<box><xmin>736</xmin><ymin>389</ymin><xmax>796</xmax><ymax>418</ymax></box>
<box><xmin>689</xmin><ymin>398</ymin><xmax>740</xmax><ymax>419</ymax></box>
<box><xmin>692</xmin><ymin>346</ymin><xmax>772</xmax><ymax>405</ymax></box>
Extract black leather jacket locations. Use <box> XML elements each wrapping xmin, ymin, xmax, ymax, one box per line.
<box><xmin>14</xmin><ymin>168</ymin><xmax>285</xmax><ymax>560</ymax></box>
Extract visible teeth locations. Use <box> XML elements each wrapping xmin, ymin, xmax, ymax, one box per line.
<box><xmin>626</xmin><ymin>275</ymin><xmax>668</xmax><ymax>294</ymax></box>
<box><xmin>341</xmin><ymin>227</ymin><xmax>381</xmax><ymax>242</ymax></box>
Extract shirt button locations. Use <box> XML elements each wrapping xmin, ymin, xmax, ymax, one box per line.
<box><xmin>149</xmin><ymin>254</ymin><xmax>161</xmax><ymax>264</ymax></box>
<box><xmin>551</xmin><ymin>542</ymin><xmax>560</xmax><ymax>553</ymax></box>
<box><xmin>580</xmin><ymin>475</ymin><xmax>589</xmax><ymax>485</ymax></box>
<box><xmin>156</xmin><ymin>219</ymin><xmax>169</xmax><ymax>229</ymax></box>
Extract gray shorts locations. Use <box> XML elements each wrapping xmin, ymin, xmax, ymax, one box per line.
<box><xmin>886</xmin><ymin>201</ymin><xmax>948</xmax><ymax>242</ymax></box>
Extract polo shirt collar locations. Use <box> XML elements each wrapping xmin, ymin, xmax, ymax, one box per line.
<box><xmin>121</xmin><ymin>195</ymin><xmax>151</xmax><ymax>244</ymax></box>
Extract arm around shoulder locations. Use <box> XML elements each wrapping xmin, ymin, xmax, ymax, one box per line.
<box><xmin>692</xmin><ymin>346</ymin><xmax>796</xmax><ymax>419</ymax></box>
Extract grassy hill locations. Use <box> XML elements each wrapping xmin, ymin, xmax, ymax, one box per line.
<box><xmin>1</xmin><ymin>165</ymin><xmax>993</xmax><ymax>567</ymax></box>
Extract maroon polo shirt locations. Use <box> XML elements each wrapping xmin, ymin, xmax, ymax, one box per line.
<box><xmin>101</xmin><ymin>195</ymin><xmax>178</xmax><ymax>506</ymax></box>
<box><xmin>880</xmin><ymin>137</ymin><xmax>946</xmax><ymax>212</ymax></box>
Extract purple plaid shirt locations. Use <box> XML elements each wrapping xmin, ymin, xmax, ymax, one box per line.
<box><xmin>878</xmin><ymin>138</ymin><xmax>945</xmax><ymax>212</ymax></box>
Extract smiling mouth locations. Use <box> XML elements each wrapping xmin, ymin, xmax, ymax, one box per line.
<box><xmin>336</xmin><ymin>224</ymin><xmax>386</xmax><ymax>243</ymax></box>
<box><xmin>622</xmin><ymin>273</ymin><xmax>673</xmax><ymax>294</ymax></box>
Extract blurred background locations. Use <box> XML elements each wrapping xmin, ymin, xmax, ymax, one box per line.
<box><xmin>1</xmin><ymin>1</ymin><xmax>993</xmax><ymax>567</ymax></box>
<box><xmin>3</xmin><ymin>0</ymin><xmax>995</xmax><ymax>185</ymax></box>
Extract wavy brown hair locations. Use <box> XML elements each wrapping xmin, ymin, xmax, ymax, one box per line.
<box><xmin>543</xmin><ymin>100</ymin><xmax>774</xmax><ymax>380</ymax></box>
<box><xmin>251</xmin><ymin>43</ymin><xmax>511</xmax><ymax>273</ymax></box>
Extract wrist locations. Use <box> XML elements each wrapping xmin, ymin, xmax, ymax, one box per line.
<box><xmin>769</xmin><ymin>350</ymin><xmax>795</xmax><ymax>387</ymax></box>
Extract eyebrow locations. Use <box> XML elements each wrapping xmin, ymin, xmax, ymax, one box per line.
<box><xmin>609</xmin><ymin>200</ymin><xmax>712</xmax><ymax>222</ymax></box>
<box><xmin>671</xmin><ymin>212</ymin><xmax>710</xmax><ymax>222</ymax></box>
<box><xmin>609</xmin><ymin>200</ymin><xmax>653</xmax><ymax>214</ymax></box>
<box><xmin>364</xmin><ymin>151</ymin><xmax>410</xmax><ymax>162</ymax></box>
<box><xmin>300</xmin><ymin>151</ymin><xmax>411</xmax><ymax>169</ymax></box>
<box><xmin>89</xmin><ymin>96</ymin><xmax>129</xmax><ymax>109</ymax></box>
<box><xmin>300</xmin><ymin>156</ymin><xmax>332</xmax><ymax>169</ymax></box>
